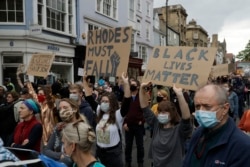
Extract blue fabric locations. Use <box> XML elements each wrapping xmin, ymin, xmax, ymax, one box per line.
<box><xmin>38</xmin><ymin>154</ymin><xmax>67</xmax><ymax>167</ymax></box>
<box><xmin>23</xmin><ymin>99</ymin><xmax>40</xmax><ymax>114</ymax></box>
<box><xmin>183</xmin><ymin>118</ymin><xmax>250</xmax><ymax>167</ymax></box>
<box><xmin>228</xmin><ymin>91</ymin><xmax>239</xmax><ymax>117</ymax></box>
<box><xmin>98</xmin><ymin>79</ymin><xmax>105</xmax><ymax>86</ymax></box>
<box><xmin>0</xmin><ymin>138</ymin><xmax>19</xmax><ymax>162</ymax></box>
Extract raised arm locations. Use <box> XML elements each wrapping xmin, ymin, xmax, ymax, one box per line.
<box><xmin>120</xmin><ymin>72</ymin><xmax>131</xmax><ymax>117</ymax></box>
<box><xmin>173</xmin><ymin>85</ymin><xmax>191</xmax><ymax>120</ymax></box>
<box><xmin>139</xmin><ymin>82</ymin><xmax>151</xmax><ymax>108</ymax></box>
<box><xmin>16</xmin><ymin>64</ymin><xmax>26</xmax><ymax>89</ymax></box>
<box><xmin>82</xmin><ymin>74</ymin><xmax>98</xmax><ymax>111</ymax></box>
<box><xmin>26</xmin><ymin>81</ymin><xmax>38</xmax><ymax>102</ymax></box>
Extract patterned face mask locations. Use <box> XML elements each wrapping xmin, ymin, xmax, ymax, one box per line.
<box><xmin>59</xmin><ymin>109</ymin><xmax>76</xmax><ymax>122</ymax></box>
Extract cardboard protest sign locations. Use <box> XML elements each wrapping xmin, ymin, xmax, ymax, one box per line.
<box><xmin>27</xmin><ymin>53</ymin><xmax>55</xmax><ymax>78</ymax></box>
<box><xmin>85</xmin><ymin>26</ymin><xmax>132</xmax><ymax>78</ymax></box>
<box><xmin>142</xmin><ymin>46</ymin><xmax>217</xmax><ymax>91</ymax></box>
<box><xmin>211</xmin><ymin>64</ymin><xmax>229</xmax><ymax>77</ymax></box>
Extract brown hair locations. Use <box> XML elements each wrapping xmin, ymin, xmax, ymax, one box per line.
<box><xmin>97</xmin><ymin>92</ymin><xmax>119</xmax><ymax>125</ymax></box>
<box><xmin>38</xmin><ymin>85</ymin><xmax>54</xmax><ymax>109</ymax></box>
<box><xmin>69</xmin><ymin>84</ymin><xmax>83</xmax><ymax>93</ymax></box>
<box><xmin>157</xmin><ymin>101</ymin><xmax>181</xmax><ymax>125</ymax></box>
<box><xmin>6</xmin><ymin>91</ymin><xmax>19</xmax><ymax>102</ymax></box>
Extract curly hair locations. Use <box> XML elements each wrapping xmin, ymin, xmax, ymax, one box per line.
<box><xmin>96</xmin><ymin>92</ymin><xmax>119</xmax><ymax>125</ymax></box>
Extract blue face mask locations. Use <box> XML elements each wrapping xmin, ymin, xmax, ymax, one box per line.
<box><xmin>194</xmin><ymin>110</ymin><xmax>220</xmax><ymax>128</ymax></box>
<box><xmin>157</xmin><ymin>114</ymin><xmax>169</xmax><ymax>124</ymax></box>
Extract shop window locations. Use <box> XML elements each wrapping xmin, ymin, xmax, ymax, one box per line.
<box><xmin>3</xmin><ymin>56</ymin><xmax>23</xmax><ymax>63</ymax></box>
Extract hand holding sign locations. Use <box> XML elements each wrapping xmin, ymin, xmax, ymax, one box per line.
<box><xmin>16</xmin><ymin>64</ymin><xmax>25</xmax><ymax>75</ymax></box>
<box><xmin>173</xmin><ymin>84</ymin><xmax>183</xmax><ymax>96</ymax></box>
<box><xmin>139</xmin><ymin>82</ymin><xmax>151</xmax><ymax>108</ymax></box>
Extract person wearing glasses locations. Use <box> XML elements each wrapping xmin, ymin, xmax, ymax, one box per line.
<box><xmin>183</xmin><ymin>84</ymin><xmax>250</xmax><ymax>167</ymax></box>
<box><xmin>43</xmin><ymin>98</ymin><xmax>87</xmax><ymax>167</ymax></box>
<box><xmin>62</xmin><ymin>120</ymin><xmax>104</xmax><ymax>167</ymax></box>
<box><xmin>82</xmin><ymin>72</ymin><xmax>130</xmax><ymax>167</ymax></box>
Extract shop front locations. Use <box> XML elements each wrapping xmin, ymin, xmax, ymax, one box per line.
<box><xmin>0</xmin><ymin>38</ymin><xmax>75</xmax><ymax>91</ymax></box>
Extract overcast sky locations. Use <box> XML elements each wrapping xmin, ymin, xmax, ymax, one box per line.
<box><xmin>154</xmin><ymin>0</ymin><xmax>250</xmax><ymax>55</ymax></box>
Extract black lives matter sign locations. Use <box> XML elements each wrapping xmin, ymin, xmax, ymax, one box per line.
<box><xmin>142</xmin><ymin>46</ymin><xmax>217</xmax><ymax>90</ymax></box>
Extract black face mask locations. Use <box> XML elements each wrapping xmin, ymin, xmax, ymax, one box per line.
<box><xmin>157</xmin><ymin>85</ymin><xmax>163</xmax><ymax>89</ymax></box>
<box><xmin>156</xmin><ymin>96</ymin><xmax>163</xmax><ymax>103</ymax></box>
<box><xmin>130</xmin><ymin>85</ymin><xmax>137</xmax><ymax>91</ymax></box>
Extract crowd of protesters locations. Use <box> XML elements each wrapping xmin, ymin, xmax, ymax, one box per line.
<box><xmin>1</xmin><ymin>69</ymin><xmax>250</xmax><ymax>167</ymax></box>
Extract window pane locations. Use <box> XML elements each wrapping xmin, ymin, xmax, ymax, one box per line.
<box><xmin>97</xmin><ymin>0</ymin><xmax>101</xmax><ymax>11</ymax></box>
<box><xmin>16</xmin><ymin>0</ymin><xmax>23</xmax><ymax>10</ymax></box>
<box><xmin>0</xmin><ymin>11</ymin><xmax>7</xmax><ymax>22</ymax></box>
<box><xmin>47</xmin><ymin>8</ymin><xmax>51</xmax><ymax>17</ymax></box>
<box><xmin>0</xmin><ymin>0</ymin><xmax>6</xmax><ymax>10</ymax></box>
<box><xmin>52</xmin><ymin>11</ymin><xmax>56</xmax><ymax>19</ymax></box>
<box><xmin>8</xmin><ymin>11</ymin><xmax>15</xmax><ymax>22</ymax></box>
<box><xmin>57</xmin><ymin>20</ymin><xmax>60</xmax><ymax>30</ymax></box>
<box><xmin>58</xmin><ymin>0</ymin><xmax>62</xmax><ymax>11</ymax></box>
<box><xmin>8</xmin><ymin>0</ymin><xmax>15</xmax><ymax>10</ymax></box>
<box><xmin>62</xmin><ymin>22</ymin><xmax>64</xmax><ymax>31</ymax></box>
<box><xmin>52</xmin><ymin>19</ymin><xmax>56</xmax><ymax>29</ymax></box>
<box><xmin>38</xmin><ymin>15</ymin><xmax>42</xmax><ymax>25</ymax></box>
<box><xmin>3</xmin><ymin>56</ymin><xmax>23</xmax><ymax>63</ymax></box>
<box><xmin>52</xmin><ymin>0</ymin><xmax>56</xmax><ymax>9</ymax></box>
<box><xmin>47</xmin><ymin>18</ymin><xmax>50</xmax><ymax>27</ymax></box>
<box><xmin>16</xmin><ymin>11</ymin><xmax>23</xmax><ymax>22</ymax></box>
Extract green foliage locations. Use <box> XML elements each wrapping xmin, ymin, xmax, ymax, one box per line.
<box><xmin>236</xmin><ymin>40</ymin><xmax>250</xmax><ymax>61</ymax></box>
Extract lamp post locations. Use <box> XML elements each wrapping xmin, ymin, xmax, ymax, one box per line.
<box><xmin>165</xmin><ymin>0</ymin><xmax>169</xmax><ymax>46</ymax></box>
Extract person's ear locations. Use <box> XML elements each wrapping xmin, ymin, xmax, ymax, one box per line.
<box><xmin>71</xmin><ymin>142</ymin><xmax>76</xmax><ymax>152</ymax></box>
<box><xmin>222</xmin><ymin>103</ymin><xmax>230</xmax><ymax>115</ymax></box>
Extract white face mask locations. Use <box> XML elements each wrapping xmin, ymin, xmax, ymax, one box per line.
<box><xmin>100</xmin><ymin>102</ymin><xmax>110</xmax><ymax>112</ymax></box>
<box><xmin>157</xmin><ymin>113</ymin><xmax>169</xmax><ymax>124</ymax></box>
<box><xmin>69</xmin><ymin>93</ymin><xmax>79</xmax><ymax>101</ymax></box>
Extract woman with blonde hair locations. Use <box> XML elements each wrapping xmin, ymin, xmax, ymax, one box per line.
<box><xmin>151</xmin><ymin>89</ymin><xmax>169</xmax><ymax>115</ymax></box>
<box><xmin>62</xmin><ymin>120</ymin><xmax>105</xmax><ymax>167</ymax></box>
<box><xmin>43</xmin><ymin>98</ymin><xmax>87</xmax><ymax>167</ymax></box>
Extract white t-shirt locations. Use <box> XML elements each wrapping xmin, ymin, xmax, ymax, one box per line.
<box><xmin>96</xmin><ymin>107</ymin><xmax>123</xmax><ymax>148</ymax></box>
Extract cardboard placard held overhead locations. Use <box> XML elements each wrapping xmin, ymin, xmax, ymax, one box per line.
<box><xmin>142</xmin><ymin>46</ymin><xmax>217</xmax><ymax>91</ymax></box>
<box><xmin>84</xmin><ymin>26</ymin><xmax>132</xmax><ymax>78</ymax></box>
<box><xmin>211</xmin><ymin>64</ymin><xmax>229</xmax><ymax>77</ymax></box>
<box><xmin>27</xmin><ymin>53</ymin><xmax>55</xmax><ymax>78</ymax></box>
